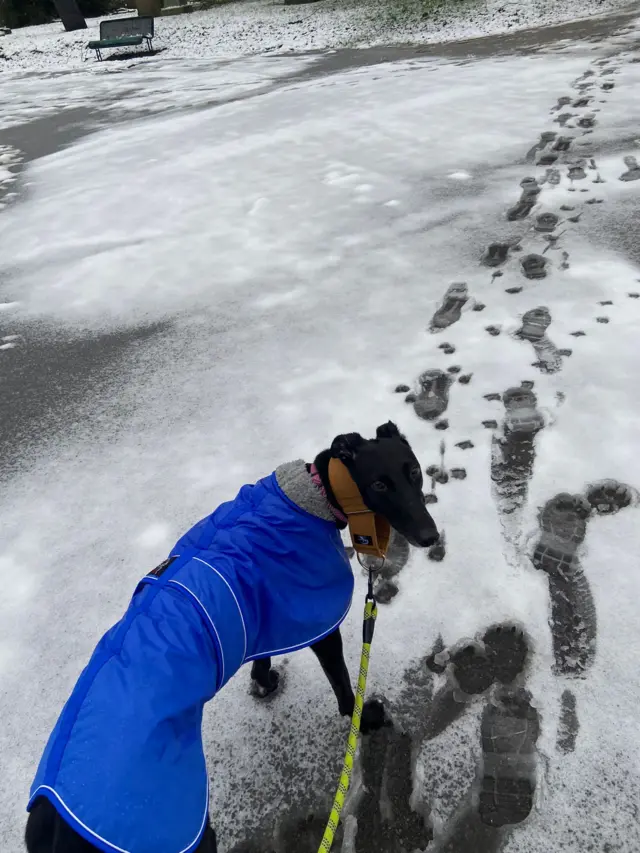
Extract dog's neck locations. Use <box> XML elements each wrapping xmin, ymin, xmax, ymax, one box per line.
<box><xmin>275</xmin><ymin>455</ymin><xmax>347</xmax><ymax>529</ymax></box>
<box><xmin>309</xmin><ymin>461</ymin><xmax>348</xmax><ymax>525</ymax></box>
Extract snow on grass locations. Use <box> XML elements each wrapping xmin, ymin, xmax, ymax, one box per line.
<box><xmin>0</xmin><ymin>0</ymin><xmax>636</xmax><ymax>73</ymax></box>
<box><xmin>2</xmin><ymin>19</ymin><xmax>640</xmax><ymax>853</ymax></box>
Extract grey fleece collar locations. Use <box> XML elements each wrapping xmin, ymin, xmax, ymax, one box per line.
<box><xmin>275</xmin><ymin>459</ymin><xmax>336</xmax><ymax>524</ymax></box>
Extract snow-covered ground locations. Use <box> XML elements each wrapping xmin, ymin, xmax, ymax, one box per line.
<box><xmin>0</xmin><ymin>0</ymin><xmax>636</xmax><ymax>72</ymax></box>
<box><xmin>0</xmin><ymin>52</ymin><xmax>321</xmax><ymax>131</ymax></box>
<box><xmin>3</xmin><ymin>7</ymin><xmax>640</xmax><ymax>853</ymax></box>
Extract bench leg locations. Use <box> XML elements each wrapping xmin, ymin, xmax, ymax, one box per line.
<box><xmin>146</xmin><ymin>38</ymin><xmax>153</xmax><ymax>53</ymax></box>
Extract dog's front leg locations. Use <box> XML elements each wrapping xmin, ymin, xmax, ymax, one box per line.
<box><xmin>311</xmin><ymin>629</ymin><xmax>387</xmax><ymax>733</ymax></box>
<box><xmin>251</xmin><ymin>657</ymin><xmax>279</xmax><ymax>697</ymax></box>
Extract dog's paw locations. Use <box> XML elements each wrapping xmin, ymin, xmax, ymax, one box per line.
<box><xmin>360</xmin><ymin>699</ymin><xmax>388</xmax><ymax>734</ymax></box>
<box><xmin>251</xmin><ymin>669</ymin><xmax>280</xmax><ymax>698</ymax></box>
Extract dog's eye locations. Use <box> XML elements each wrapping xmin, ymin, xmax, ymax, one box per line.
<box><xmin>410</xmin><ymin>465</ymin><xmax>422</xmax><ymax>482</ymax></box>
<box><xmin>371</xmin><ymin>481</ymin><xmax>388</xmax><ymax>493</ymax></box>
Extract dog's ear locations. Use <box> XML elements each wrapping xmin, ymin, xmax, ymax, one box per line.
<box><xmin>376</xmin><ymin>421</ymin><xmax>399</xmax><ymax>439</ymax></box>
<box><xmin>331</xmin><ymin>432</ymin><xmax>365</xmax><ymax>465</ymax></box>
<box><xmin>376</xmin><ymin>421</ymin><xmax>408</xmax><ymax>443</ymax></box>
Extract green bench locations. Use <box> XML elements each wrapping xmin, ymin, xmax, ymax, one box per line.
<box><xmin>88</xmin><ymin>16</ymin><xmax>154</xmax><ymax>61</ymax></box>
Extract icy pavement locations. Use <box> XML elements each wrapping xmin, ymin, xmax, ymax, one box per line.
<box><xmin>0</xmin><ymin>0</ymin><xmax>636</xmax><ymax>72</ymax></box>
<box><xmin>3</xmin><ymin>9</ymin><xmax>640</xmax><ymax>853</ymax></box>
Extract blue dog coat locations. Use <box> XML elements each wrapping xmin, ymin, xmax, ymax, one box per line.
<box><xmin>28</xmin><ymin>473</ymin><xmax>353</xmax><ymax>853</ymax></box>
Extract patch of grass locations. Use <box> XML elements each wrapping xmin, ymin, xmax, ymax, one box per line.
<box><xmin>355</xmin><ymin>0</ymin><xmax>481</xmax><ymax>39</ymax></box>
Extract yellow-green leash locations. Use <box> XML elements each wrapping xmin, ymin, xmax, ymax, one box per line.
<box><xmin>318</xmin><ymin>569</ymin><xmax>378</xmax><ymax>853</ymax></box>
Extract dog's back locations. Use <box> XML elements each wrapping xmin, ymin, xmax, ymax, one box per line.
<box><xmin>27</xmin><ymin>469</ymin><xmax>353</xmax><ymax>853</ymax></box>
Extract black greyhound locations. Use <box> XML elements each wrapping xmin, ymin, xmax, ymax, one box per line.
<box><xmin>26</xmin><ymin>422</ymin><xmax>438</xmax><ymax>853</ymax></box>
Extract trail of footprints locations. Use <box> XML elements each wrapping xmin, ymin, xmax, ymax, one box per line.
<box><xmin>232</xmin><ymin>42</ymin><xmax>640</xmax><ymax>853</ymax></box>
<box><xmin>375</xmin><ymin>42</ymin><xmax>640</xmax><ymax>850</ymax></box>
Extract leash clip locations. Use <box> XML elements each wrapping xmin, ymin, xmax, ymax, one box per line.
<box><xmin>367</xmin><ymin>567</ymin><xmax>375</xmax><ymax>601</ymax></box>
<box><xmin>357</xmin><ymin>553</ymin><xmax>385</xmax><ymax>602</ymax></box>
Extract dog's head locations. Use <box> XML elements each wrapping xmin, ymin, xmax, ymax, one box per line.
<box><xmin>330</xmin><ymin>422</ymin><xmax>439</xmax><ymax>548</ymax></box>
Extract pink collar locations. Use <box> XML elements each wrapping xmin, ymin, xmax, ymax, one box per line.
<box><xmin>310</xmin><ymin>462</ymin><xmax>348</xmax><ymax>525</ymax></box>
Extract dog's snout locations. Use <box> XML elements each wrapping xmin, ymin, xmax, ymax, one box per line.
<box><xmin>416</xmin><ymin>527</ymin><xmax>439</xmax><ymax>548</ymax></box>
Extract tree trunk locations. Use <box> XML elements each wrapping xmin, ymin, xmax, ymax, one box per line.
<box><xmin>53</xmin><ymin>0</ymin><xmax>87</xmax><ymax>29</ymax></box>
<box><xmin>136</xmin><ymin>0</ymin><xmax>162</xmax><ymax>15</ymax></box>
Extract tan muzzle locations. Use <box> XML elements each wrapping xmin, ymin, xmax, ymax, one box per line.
<box><xmin>328</xmin><ymin>458</ymin><xmax>391</xmax><ymax>559</ymax></box>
